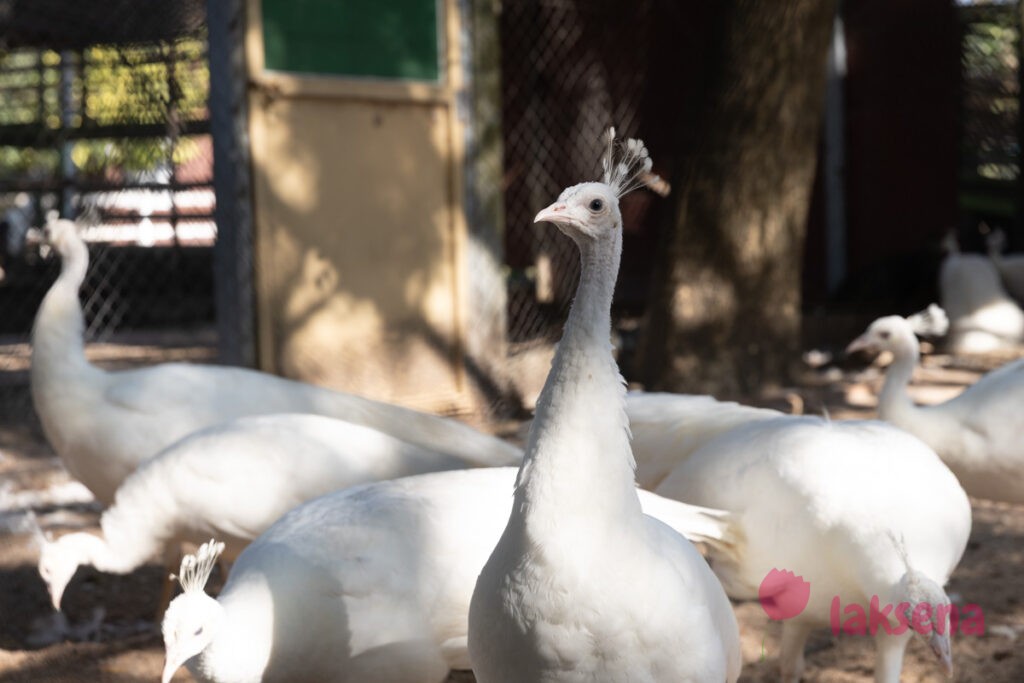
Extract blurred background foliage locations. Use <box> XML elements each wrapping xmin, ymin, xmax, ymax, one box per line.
<box><xmin>0</xmin><ymin>35</ymin><xmax>208</xmax><ymax>179</ymax></box>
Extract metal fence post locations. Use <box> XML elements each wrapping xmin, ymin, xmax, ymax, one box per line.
<box><xmin>207</xmin><ymin>0</ymin><xmax>256</xmax><ymax>367</ymax></box>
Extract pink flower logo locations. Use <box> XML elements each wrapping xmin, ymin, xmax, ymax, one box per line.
<box><xmin>759</xmin><ymin>568</ymin><xmax>811</xmax><ymax>621</ymax></box>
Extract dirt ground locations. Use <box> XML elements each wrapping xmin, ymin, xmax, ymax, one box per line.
<box><xmin>1</xmin><ymin>337</ymin><xmax>1023</xmax><ymax>682</ymax></box>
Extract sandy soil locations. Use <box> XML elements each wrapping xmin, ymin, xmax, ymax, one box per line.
<box><xmin>1</xmin><ymin>339</ymin><xmax>1023</xmax><ymax>682</ymax></box>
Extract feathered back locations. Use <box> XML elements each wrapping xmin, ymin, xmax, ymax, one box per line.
<box><xmin>174</xmin><ymin>539</ymin><xmax>224</xmax><ymax>594</ymax></box>
<box><xmin>600</xmin><ymin>128</ymin><xmax>670</xmax><ymax>198</ymax></box>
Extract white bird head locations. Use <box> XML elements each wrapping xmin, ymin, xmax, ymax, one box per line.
<box><xmin>162</xmin><ymin>540</ymin><xmax>226</xmax><ymax>683</ymax></box>
<box><xmin>534</xmin><ymin>128</ymin><xmax>667</xmax><ymax>242</ymax></box>
<box><xmin>42</xmin><ymin>219</ymin><xmax>84</xmax><ymax>259</ymax></box>
<box><xmin>894</xmin><ymin>569</ymin><xmax>955</xmax><ymax>677</ymax></box>
<box><xmin>845</xmin><ymin>305</ymin><xmax>948</xmax><ymax>356</ymax></box>
<box><xmin>535</xmin><ymin>182</ymin><xmax>622</xmax><ymax>242</ymax></box>
<box><xmin>37</xmin><ymin>532</ymin><xmax>94</xmax><ymax>612</ymax></box>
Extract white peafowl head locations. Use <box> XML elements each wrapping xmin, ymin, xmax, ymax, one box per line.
<box><xmin>846</xmin><ymin>304</ymin><xmax>949</xmax><ymax>357</ymax></box>
<box><xmin>37</xmin><ymin>531</ymin><xmax>102</xmax><ymax>612</ymax></box>
<box><xmin>534</xmin><ymin>128</ymin><xmax>668</xmax><ymax>242</ymax></box>
<box><xmin>887</xmin><ymin>534</ymin><xmax>955</xmax><ymax>677</ymax></box>
<box><xmin>162</xmin><ymin>539</ymin><xmax>226</xmax><ymax>683</ymax></box>
<box><xmin>42</xmin><ymin>218</ymin><xmax>85</xmax><ymax>261</ymax></box>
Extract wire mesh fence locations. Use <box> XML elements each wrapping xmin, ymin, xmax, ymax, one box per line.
<box><xmin>0</xmin><ymin>0</ymin><xmax>220</xmax><ymax>429</ymax></box>
<box><xmin>500</xmin><ymin>0</ymin><xmax>654</xmax><ymax>349</ymax></box>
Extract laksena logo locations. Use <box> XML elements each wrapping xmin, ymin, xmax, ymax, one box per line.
<box><xmin>757</xmin><ymin>568</ymin><xmax>985</xmax><ymax>637</ymax></box>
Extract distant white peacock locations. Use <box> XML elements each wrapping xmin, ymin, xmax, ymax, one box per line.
<box><xmin>30</xmin><ymin>220</ymin><xmax>521</xmax><ymax>504</ymax></box>
<box><xmin>987</xmin><ymin>228</ymin><xmax>1024</xmax><ymax>303</ymax></box>
<box><xmin>938</xmin><ymin>230</ymin><xmax>1024</xmax><ymax>352</ymax></box>
<box><xmin>159</xmin><ymin>467</ymin><xmax>736</xmax><ymax>683</ymax></box>
<box><xmin>657</xmin><ymin>415</ymin><xmax>971</xmax><ymax>683</ymax></box>
<box><xmin>848</xmin><ymin>304</ymin><xmax>1024</xmax><ymax>504</ymax></box>
<box><xmin>37</xmin><ymin>412</ymin><xmax>500</xmax><ymax>611</ymax></box>
<box><xmin>468</xmin><ymin>130</ymin><xmax>742</xmax><ymax>682</ymax></box>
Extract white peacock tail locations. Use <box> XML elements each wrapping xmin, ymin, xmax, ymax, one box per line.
<box><xmin>907</xmin><ymin>304</ymin><xmax>949</xmax><ymax>338</ymax></box>
<box><xmin>600</xmin><ymin>127</ymin><xmax>670</xmax><ymax>199</ymax></box>
<box><xmin>173</xmin><ymin>539</ymin><xmax>225</xmax><ymax>593</ymax></box>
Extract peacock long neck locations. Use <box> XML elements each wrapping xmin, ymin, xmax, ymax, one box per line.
<box><xmin>30</xmin><ymin>242</ymin><xmax>96</xmax><ymax>390</ymax></box>
<box><xmin>54</xmin><ymin>532</ymin><xmax>145</xmax><ymax>577</ymax></box>
<box><xmin>877</xmin><ymin>342</ymin><xmax>918</xmax><ymax>424</ymax></box>
<box><xmin>877</xmin><ymin>336</ymin><xmax>967</xmax><ymax>465</ymax></box>
<box><xmin>515</xmin><ymin>231</ymin><xmax>641</xmax><ymax>529</ymax></box>
<box><xmin>93</xmin><ymin>507</ymin><xmax>172</xmax><ymax>574</ymax></box>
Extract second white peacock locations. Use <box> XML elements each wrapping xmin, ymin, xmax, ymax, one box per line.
<box><xmin>31</xmin><ymin>220</ymin><xmax>521</xmax><ymax>504</ymax></box>
<box><xmin>657</xmin><ymin>415</ymin><xmax>971</xmax><ymax>682</ymax></box>
<box><xmin>938</xmin><ymin>231</ymin><xmax>1024</xmax><ymax>352</ymax></box>
<box><xmin>37</xmin><ymin>412</ymin><xmax>489</xmax><ymax>611</ymax></box>
<box><xmin>468</xmin><ymin>131</ymin><xmax>742</xmax><ymax>682</ymax></box>
<box><xmin>847</xmin><ymin>304</ymin><xmax>1024</xmax><ymax>504</ymax></box>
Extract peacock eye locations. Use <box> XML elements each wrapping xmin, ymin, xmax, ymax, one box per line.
<box><xmin>193</xmin><ymin>626</ymin><xmax>204</xmax><ymax>637</ymax></box>
<box><xmin>879</xmin><ymin>331</ymin><xmax>891</xmax><ymax>340</ymax></box>
<box><xmin>588</xmin><ymin>198</ymin><xmax>604</xmax><ymax>212</ymax></box>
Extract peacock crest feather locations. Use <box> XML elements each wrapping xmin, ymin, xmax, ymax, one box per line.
<box><xmin>173</xmin><ymin>539</ymin><xmax>225</xmax><ymax>593</ymax></box>
<box><xmin>600</xmin><ymin>127</ymin><xmax>670</xmax><ymax>199</ymax></box>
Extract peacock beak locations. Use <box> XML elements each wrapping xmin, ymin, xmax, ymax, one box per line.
<box><xmin>23</xmin><ymin>226</ymin><xmax>44</xmax><ymax>248</ymax></box>
<box><xmin>49</xmin><ymin>582</ymin><xmax>64</xmax><ymax>612</ymax></box>
<box><xmin>929</xmin><ymin>628</ymin><xmax>953</xmax><ymax>677</ymax></box>
<box><xmin>845</xmin><ymin>334</ymin><xmax>874</xmax><ymax>356</ymax></box>
<box><xmin>534</xmin><ymin>202</ymin><xmax>571</xmax><ymax>225</ymax></box>
<box><xmin>162</xmin><ymin>650</ymin><xmax>183</xmax><ymax>683</ymax></box>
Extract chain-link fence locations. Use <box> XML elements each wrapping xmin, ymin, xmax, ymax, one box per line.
<box><xmin>0</xmin><ymin>0</ymin><xmax>224</xmax><ymax>429</ymax></box>
<box><xmin>500</xmin><ymin>0</ymin><xmax>656</xmax><ymax>346</ymax></box>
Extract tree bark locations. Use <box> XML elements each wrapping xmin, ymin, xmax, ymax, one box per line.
<box><xmin>637</xmin><ymin>0</ymin><xmax>837</xmax><ymax>396</ymax></box>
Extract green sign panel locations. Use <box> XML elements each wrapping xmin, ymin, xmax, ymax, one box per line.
<box><xmin>262</xmin><ymin>0</ymin><xmax>440</xmax><ymax>81</ymax></box>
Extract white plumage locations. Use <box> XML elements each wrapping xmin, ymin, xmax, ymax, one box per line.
<box><xmin>658</xmin><ymin>416</ymin><xmax>971</xmax><ymax>682</ymax></box>
<box><xmin>938</xmin><ymin>233</ymin><xmax>1024</xmax><ymax>352</ymax></box>
<box><xmin>987</xmin><ymin>228</ymin><xmax>1024</xmax><ymax>304</ymax></box>
<box><xmin>31</xmin><ymin>220</ymin><xmax>521</xmax><ymax>504</ymax></box>
<box><xmin>625</xmin><ymin>391</ymin><xmax>783</xmax><ymax>488</ymax></box>
<box><xmin>468</xmin><ymin>131</ymin><xmax>741</xmax><ymax>682</ymax></box>
<box><xmin>37</xmin><ymin>412</ymin><xmax>497</xmax><ymax>611</ymax></box>
<box><xmin>848</xmin><ymin>306</ymin><xmax>1024</xmax><ymax>503</ymax></box>
<box><xmin>159</xmin><ymin>467</ymin><xmax>735</xmax><ymax>683</ymax></box>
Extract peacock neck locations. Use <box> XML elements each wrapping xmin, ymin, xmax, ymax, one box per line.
<box><xmin>877</xmin><ymin>336</ymin><xmax>921</xmax><ymax>428</ymax></box>
<box><xmin>94</xmin><ymin>503</ymin><xmax>172</xmax><ymax>573</ymax></box>
<box><xmin>514</xmin><ymin>231</ymin><xmax>641</xmax><ymax>531</ymax></box>
<box><xmin>198</xmin><ymin>588</ymin><xmax>269</xmax><ymax>683</ymax></box>
<box><xmin>30</xmin><ymin>243</ymin><xmax>96</xmax><ymax>388</ymax></box>
<box><xmin>59</xmin><ymin>533</ymin><xmax>137</xmax><ymax>576</ymax></box>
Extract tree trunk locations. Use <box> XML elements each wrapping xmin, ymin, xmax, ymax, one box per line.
<box><xmin>637</xmin><ymin>0</ymin><xmax>837</xmax><ymax>396</ymax></box>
